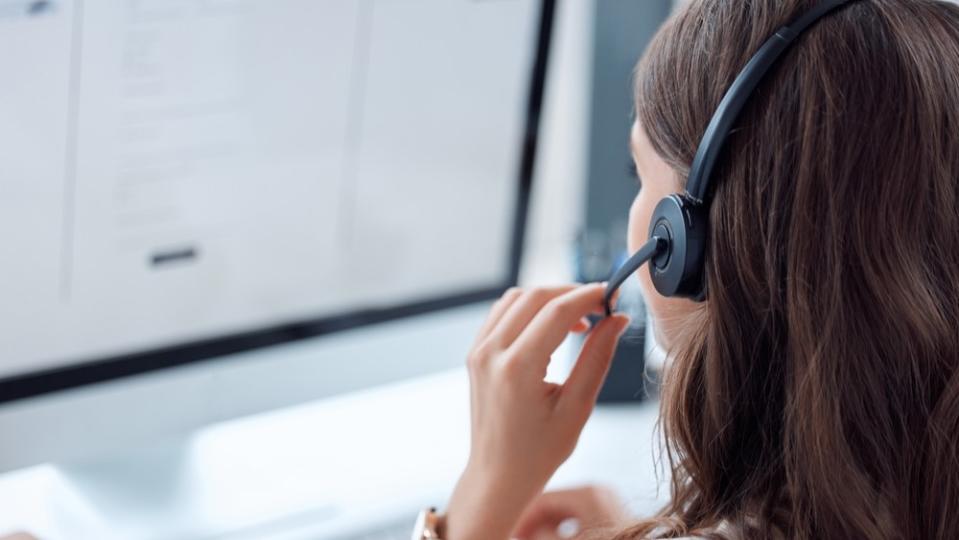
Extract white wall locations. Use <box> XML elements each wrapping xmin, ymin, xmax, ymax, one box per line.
<box><xmin>520</xmin><ymin>0</ymin><xmax>593</xmax><ymax>285</ymax></box>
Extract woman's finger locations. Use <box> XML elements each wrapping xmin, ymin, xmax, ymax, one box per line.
<box><xmin>561</xmin><ymin>314</ymin><xmax>630</xmax><ymax>409</ymax></box>
<box><xmin>484</xmin><ymin>285</ymin><xmax>579</xmax><ymax>349</ymax></box>
<box><xmin>513</xmin><ymin>487</ymin><xmax>612</xmax><ymax>539</ymax></box>
<box><xmin>570</xmin><ymin>317</ymin><xmax>591</xmax><ymax>334</ymax></box>
<box><xmin>507</xmin><ymin>284</ymin><xmax>608</xmax><ymax>371</ymax></box>
<box><xmin>471</xmin><ymin>288</ymin><xmax>523</xmax><ymax>349</ymax></box>
<box><xmin>511</xmin><ymin>500</ymin><xmax>567</xmax><ymax>539</ymax></box>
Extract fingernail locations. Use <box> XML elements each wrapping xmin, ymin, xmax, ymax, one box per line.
<box><xmin>613</xmin><ymin>314</ymin><xmax>631</xmax><ymax>333</ymax></box>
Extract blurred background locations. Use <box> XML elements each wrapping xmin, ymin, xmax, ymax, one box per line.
<box><xmin>0</xmin><ymin>0</ymin><xmax>676</xmax><ymax>538</ymax></box>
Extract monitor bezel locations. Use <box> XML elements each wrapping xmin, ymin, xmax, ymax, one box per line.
<box><xmin>0</xmin><ymin>0</ymin><xmax>556</xmax><ymax>405</ymax></box>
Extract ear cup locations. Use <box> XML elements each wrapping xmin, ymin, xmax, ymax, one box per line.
<box><xmin>647</xmin><ymin>194</ymin><xmax>708</xmax><ymax>300</ymax></box>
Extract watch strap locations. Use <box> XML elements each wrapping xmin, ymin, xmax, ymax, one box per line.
<box><xmin>410</xmin><ymin>507</ymin><xmax>444</xmax><ymax>540</ymax></box>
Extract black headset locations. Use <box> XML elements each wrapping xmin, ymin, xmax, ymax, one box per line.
<box><xmin>604</xmin><ymin>0</ymin><xmax>857</xmax><ymax>316</ymax></box>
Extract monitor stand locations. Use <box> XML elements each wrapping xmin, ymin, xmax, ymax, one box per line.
<box><xmin>54</xmin><ymin>444</ymin><xmax>187</xmax><ymax>537</ymax></box>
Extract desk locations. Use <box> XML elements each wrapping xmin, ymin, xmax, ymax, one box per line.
<box><xmin>0</xmin><ymin>368</ymin><xmax>669</xmax><ymax>539</ymax></box>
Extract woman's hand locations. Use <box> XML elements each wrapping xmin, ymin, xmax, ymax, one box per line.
<box><xmin>443</xmin><ymin>284</ymin><xmax>631</xmax><ymax>540</ymax></box>
<box><xmin>512</xmin><ymin>485</ymin><xmax>632</xmax><ymax>539</ymax></box>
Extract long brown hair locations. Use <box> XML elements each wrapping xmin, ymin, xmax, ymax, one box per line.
<box><xmin>617</xmin><ymin>1</ymin><xmax>959</xmax><ymax>538</ymax></box>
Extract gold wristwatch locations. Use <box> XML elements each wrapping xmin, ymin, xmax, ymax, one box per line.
<box><xmin>410</xmin><ymin>507</ymin><xmax>444</xmax><ymax>539</ymax></box>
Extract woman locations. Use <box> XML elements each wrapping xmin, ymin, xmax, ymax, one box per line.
<box><xmin>422</xmin><ymin>0</ymin><xmax>959</xmax><ymax>538</ymax></box>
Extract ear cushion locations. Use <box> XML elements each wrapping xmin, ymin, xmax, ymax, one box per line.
<box><xmin>648</xmin><ymin>194</ymin><xmax>708</xmax><ymax>300</ymax></box>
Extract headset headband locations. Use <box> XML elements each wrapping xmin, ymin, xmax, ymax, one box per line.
<box><xmin>685</xmin><ymin>0</ymin><xmax>854</xmax><ymax>204</ymax></box>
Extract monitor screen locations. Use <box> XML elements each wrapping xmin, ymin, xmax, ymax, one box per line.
<box><xmin>0</xmin><ymin>0</ymin><xmax>552</xmax><ymax>402</ymax></box>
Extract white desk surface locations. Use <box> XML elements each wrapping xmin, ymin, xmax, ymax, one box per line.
<box><xmin>0</xmin><ymin>367</ymin><xmax>669</xmax><ymax>539</ymax></box>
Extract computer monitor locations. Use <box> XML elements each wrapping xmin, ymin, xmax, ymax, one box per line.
<box><xmin>0</xmin><ymin>0</ymin><xmax>554</xmax><ymax>472</ymax></box>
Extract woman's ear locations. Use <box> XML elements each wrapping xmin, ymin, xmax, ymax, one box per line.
<box><xmin>627</xmin><ymin>122</ymin><xmax>698</xmax><ymax>350</ymax></box>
